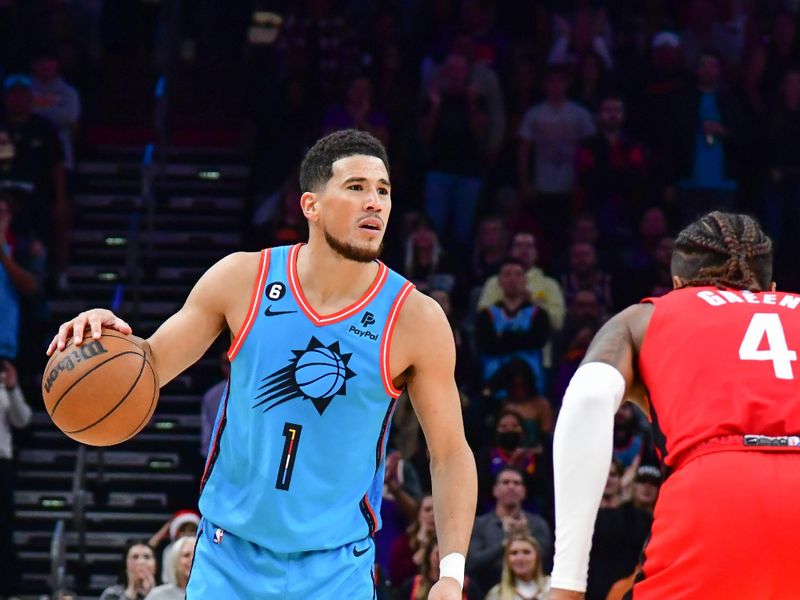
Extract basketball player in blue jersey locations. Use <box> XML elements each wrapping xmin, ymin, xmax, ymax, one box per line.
<box><xmin>47</xmin><ymin>129</ymin><xmax>477</xmax><ymax>599</ymax></box>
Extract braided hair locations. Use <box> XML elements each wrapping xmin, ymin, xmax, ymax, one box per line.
<box><xmin>672</xmin><ymin>212</ymin><xmax>773</xmax><ymax>291</ymax></box>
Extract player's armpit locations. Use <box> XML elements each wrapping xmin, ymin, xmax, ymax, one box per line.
<box><xmin>394</xmin><ymin>291</ymin><xmax>477</xmax><ymax>559</ymax></box>
<box><xmin>147</xmin><ymin>252</ymin><xmax>259</xmax><ymax>386</ymax></box>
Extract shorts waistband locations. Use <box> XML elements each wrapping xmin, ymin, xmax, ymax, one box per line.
<box><xmin>670</xmin><ymin>434</ymin><xmax>800</xmax><ymax>470</ymax></box>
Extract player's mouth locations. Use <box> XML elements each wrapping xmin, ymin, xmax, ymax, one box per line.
<box><xmin>357</xmin><ymin>217</ymin><xmax>383</xmax><ymax>233</ymax></box>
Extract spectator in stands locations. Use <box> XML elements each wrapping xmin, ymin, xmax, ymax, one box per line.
<box><xmin>517</xmin><ymin>66</ymin><xmax>595</xmax><ymax>238</ymax></box>
<box><xmin>375</xmin><ymin>449</ymin><xmax>423</xmax><ymax>577</ymax></box>
<box><xmin>398</xmin><ymin>536</ymin><xmax>480</xmax><ymax>599</ymax></box>
<box><xmin>0</xmin><ymin>193</ymin><xmax>43</xmax><ymax>362</ymax></box>
<box><xmin>147</xmin><ymin>510</ymin><xmax>200</xmax><ymax>585</ymax></box>
<box><xmin>570</xmin><ymin>50</ymin><xmax>612</xmax><ymax>112</ymax></box>
<box><xmin>0</xmin><ymin>74</ymin><xmax>70</xmax><ymax>287</ymax></box>
<box><xmin>679</xmin><ymin>0</ymin><xmax>746</xmax><ymax>70</ymax></box>
<box><xmin>470</xmin><ymin>216</ymin><xmax>507</xmax><ymax>287</ymax></box>
<box><xmin>144</xmin><ymin>535</ymin><xmax>195</xmax><ymax>600</ymax></box>
<box><xmin>613</xmin><ymin>403</ymin><xmax>650</xmax><ymax>471</ymax></box>
<box><xmin>636</xmin><ymin>31</ymin><xmax>690</xmax><ymax>168</ymax></box>
<box><xmin>587</xmin><ymin>460</ymin><xmax>652</xmax><ymax>600</ymax></box>
<box><xmin>551</xmin><ymin>289</ymin><xmax>603</xmax><ymax>403</ymax></box>
<box><xmin>477</xmin><ymin>411</ymin><xmax>537</xmax><ymax>503</ymax></box>
<box><xmin>419</xmin><ymin>52</ymin><xmax>489</xmax><ymax>249</ymax></box>
<box><xmin>0</xmin><ymin>360</ymin><xmax>31</xmax><ymax>597</ymax></box>
<box><xmin>478</xmin><ymin>232</ymin><xmax>565</xmax><ymax>331</ymax></box>
<box><xmin>402</xmin><ymin>221</ymin><xmax>458</xmax><ymax>295</ymax></box>
<box><xmin>484</xmin><ymin>533</ymin><xmax>551</xmax><ymax>600</ymax></box>
<box><xmin>322</xmin><ymin>75</ymin><xmax>390</xmax><ymax>147</ymax></box>
<box><xmin>100</xmin><ymin>540</ymin><xmax>157</xmax><ymax>600</ymax></box>
<box><xmin>560</xmin><ymin>241</ymin><xmax>613</xmax><ymax>317</ymax></box>
<box><xmin>667</xmin><ymin>51</ymin><xmax>745</xmax><ymax>224</ymax></box>
<box><xmin>429</xmin><ymin>288</ymin><xmax>475</xmax><ymax>393</ymax></box>
<box><xmin>476</xmin><ymin>257</ymin><xmax>551</xmax><ymax>396</ymax></box>
<box><xmin>764</xmin><ymin>68</ymin><xmax>800</xmax><ymax>247</ymax></box>
<box><xmin>575</xmin><ymin>93</ymin><xmax>648</xmax><ymax>243</ymax></box>
<box><xmin>30</xmin><ymin>47</ymin><xmax>81</xmax><ymax>172</ymax></box>
<box><xmin>501</xmin><ymin>361</ymin><xmax>553</xmax><ymax>450</ymax></box>
<box><xmin>547</xmin><ymin>8</ymin><xmax>613</xmax><ymax>70</ymax></box>
<box><xmin>764</xmin><ymin>12</ymin><xmax>799</xmax><ymax>100</ymax></box>
<box><xmin>200</xmin><ymin>349</ymin><xmax>229</xmax><ymax>461</ymax></box>
<box><xmin>467</xmin><ymin>466</ymin><xmax>553</xmax><ymax>597</ymax></box>
<box><xmin>631</xmin><ymin>465</ymin><xmax>662</xmax><ymax>516</ymax></box>
<box><xmin>390</xmin><ymin>494</ymin><xmax>435</xmax><ymax>587</ymax></box>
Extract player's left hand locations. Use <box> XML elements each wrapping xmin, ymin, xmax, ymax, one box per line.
<box><xmin>428</xmin><ymin>577</ymin><xmax>462</xmax><ymax>599</ymax></box>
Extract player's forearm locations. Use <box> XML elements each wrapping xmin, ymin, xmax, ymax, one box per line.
<box><xmin>430</xmin><ymin>442</ymin><xmax>477</xmax><ymax>557</ymax></box>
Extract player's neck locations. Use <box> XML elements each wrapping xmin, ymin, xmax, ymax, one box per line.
<box><xmin>296</xmin><ymin>242</ymin><xmax>380</xmax><ymax>309</ymax></box>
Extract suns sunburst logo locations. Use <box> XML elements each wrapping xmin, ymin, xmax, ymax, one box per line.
<box><xmin>252</xmin><ymin>336</ymin><xmax>357</xmax><ymax>415</ymax></box>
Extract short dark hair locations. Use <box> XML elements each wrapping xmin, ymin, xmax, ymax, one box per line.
<box><xmin>299</xmin><ymin>129</ymin><xmax>390</xmax><ymax>193</ymax></box>
<box><xmin>499</xmin><ymin>256</ymin><xmax>527</xmax><ymax>271</ymax></box>
<box><xmin>494</xmin><ymin>465</ymin><xmax>525</xmax><ymax>485</ymax></box>
<box><xmin>672</xmin><ymin>211</ymin><xmax>773</xmax><ymax>291</ymax></box>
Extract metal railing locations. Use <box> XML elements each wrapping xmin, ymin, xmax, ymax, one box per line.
<box><xmin>49</xmin><ymin>518</ymin><xmax>66</xmax><ymax>599</ymax></box>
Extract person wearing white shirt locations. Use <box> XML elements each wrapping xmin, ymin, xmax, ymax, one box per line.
<box><xmin>0</xmin><ymin>360</ymin><xmax>32</xmax><ymax>597</ymax></box>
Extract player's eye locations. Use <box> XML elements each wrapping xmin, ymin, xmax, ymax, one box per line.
<box><xmin>348</xmin><ymin>184</ymin><xmax>363</xmax><ymax>191</ymax></box>
<box><xmin>378</xmin><ymin>188</ymin><xmax>389</xmax><ymax>195</ymax></box>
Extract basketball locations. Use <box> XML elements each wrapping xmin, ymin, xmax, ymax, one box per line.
<box><xmin>42</xmin><ymin>328</ymin><xmax>159</xmax><ymax>446</ymax></box>
<box><xmin>294</xmin><ymin>347</ymin><xmax>346</xmax><ymax>399</ymax></box>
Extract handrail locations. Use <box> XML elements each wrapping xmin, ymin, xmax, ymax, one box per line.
<box><xmin>49</xmin><ymin>518</ymin><xmax>66</xmax><ymax>600</ymax></box>
<box><xmin>70</xmin><ymin>445</ymin><xmax>87</xmax><ymax>570</ymax></box>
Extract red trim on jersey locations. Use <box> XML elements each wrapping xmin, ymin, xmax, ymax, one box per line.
<box><xmin>287</xmin><ymin>243</ymin><xmax>389</xmax><ymax>326</ymax></box>
<box><xmin>200</xmin><ymin>380</ymin><xmax>231</xmax><ymax>492</ymax></box>
<box><xmin>362</xmin><ymin>493</ymin><xmax>379</xmax><ymax>534</ymax></box>
<box><xmin>380</xmin><ymin>282</ymin><xmax>415</xmax><ymax>398</ymax></box>
<box><xmin>227</xmin><ymin>249</ymin><xmax>271</xmax><ymax>361</ymax></box>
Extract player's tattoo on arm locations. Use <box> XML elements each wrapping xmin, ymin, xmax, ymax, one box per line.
<box><xmin>582</xmin><ymin>317</ymin><xmax>633</xmax><ymax>370</ymax></box>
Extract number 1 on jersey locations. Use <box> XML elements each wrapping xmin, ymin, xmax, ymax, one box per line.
<box><xmin>739</xmin><ymin>313</ymin><xmax>797</xmax><ymax>380</ymax></box>
<box><xmin>276</xmin><ymin>422</ymin><xmax>303</xmax><ymax>491</ymax></box>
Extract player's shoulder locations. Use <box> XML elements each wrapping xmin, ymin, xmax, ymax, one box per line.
<box><xmin>392</xmin><ymin>289</ymin><xmax>451</xmax><ymax>342</ymax></box>
<box><xmin>197</xmin><ymin>251</ymin><xmax>265</xmax><ymax>294</ymax></box>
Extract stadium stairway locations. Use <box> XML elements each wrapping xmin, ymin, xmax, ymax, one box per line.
<box><xmin>14</xmin><ymin>147</ymin><xmax>249</xmax><ymax>597</ymax></box>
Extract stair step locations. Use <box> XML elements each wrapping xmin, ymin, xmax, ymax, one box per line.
<box><xmin>74</xmin><ymin>193</ymin><xmax>141</xmax><ymax>210</ymax></box>
<box><xmin>19</xmin><ymin>449</ymin><xmax>182</xmax><ymax>470</ymax></box>
<box><xmin>15</xmin><ymin>490</ymin><xmax>168</xmax><ymax>510</ymax></box>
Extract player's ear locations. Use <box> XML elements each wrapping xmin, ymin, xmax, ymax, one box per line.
<box><xmin>672</xmin><ymin>276</ymin><xmax>684</xmax><ymax>289</ymax></box>
<box><xmin>300</xmin><ymin>191</ymin><xmax>319</xmax><ymax>222</ymax></box>
<box><xmin>770</xmin><ymin>281</ymin><xmax>777</xmax><ymax>292</ymax></box>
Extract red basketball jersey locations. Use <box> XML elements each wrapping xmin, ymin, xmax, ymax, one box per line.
<box><xmin>639</xmin><ymin>286</ymin><xmax>800</xmax><ymax>467</ymax></box>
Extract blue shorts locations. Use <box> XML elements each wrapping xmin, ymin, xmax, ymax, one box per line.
<box><xmin>186</xmin><ymin>518</ymin><xmax>377</xmax><ymax>599</ymax></box>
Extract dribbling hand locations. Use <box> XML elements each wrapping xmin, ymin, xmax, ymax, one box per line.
<box><xmin>46</xmin><ymin>308</ymin><xmax>132</xmax><ymax>356</ymax></box>
<box><xmin>428</xmin><ymin>577</ymin><xmax>462</xmax><ymax>599</ymax></box>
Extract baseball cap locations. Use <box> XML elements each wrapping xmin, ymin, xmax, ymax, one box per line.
<box><xmin>3</xmin><ymin>74</ymin><xmax>32</xmax><ymax>91</ymax></box>
<box><xmin>635</xmin><ymin>464</ymin><xmax>662</xmax><ymax>485</ymax></box>
<box><xmin>652</xmin><ymin>31</ymin><xmax>681</xmax><ymax>49</ymax></box>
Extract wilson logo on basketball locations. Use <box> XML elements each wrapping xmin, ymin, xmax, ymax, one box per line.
<box><xmin>252</xmin><ymin>336</ymin><xmax>356</xmax><ymax>416</ymax></box>
<box><xmin>43</xmin><ymin>341</ymin><xmax>108</xmax><ymax>394</ymax></box>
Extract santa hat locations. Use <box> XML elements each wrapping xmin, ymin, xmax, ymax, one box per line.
<box><xmin>169</xmin><ymin>510</ymin><xmax>200</xmax><ymax>542</ymax></box>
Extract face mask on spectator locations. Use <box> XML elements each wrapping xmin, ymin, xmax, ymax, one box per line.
<box><xmin>496</xmin><ymin>431</ymin><xmax>523</xmax><ymax>451</ymax></box>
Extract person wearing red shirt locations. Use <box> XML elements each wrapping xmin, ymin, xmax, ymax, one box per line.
<box><xmin>550</xmin><ymin>211</ymin><xmax>800</xmax><ymax>599</ymax></box>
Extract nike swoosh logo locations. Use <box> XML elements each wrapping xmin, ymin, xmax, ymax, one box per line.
<box><xmin>353</xmin><ymin>545</ymin><xmax>370</xmax><ymax>557</ymax></box>
<box><xmin>264</xmin><ymin>305</ymin><xmax>297</xmax><ymax>317</ymax></box>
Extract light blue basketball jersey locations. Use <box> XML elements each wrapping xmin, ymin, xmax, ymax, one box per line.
<box><xmin>199</xmin><ymin>244</ymin><xmax>414</xmax><ymax>553</ymax></box>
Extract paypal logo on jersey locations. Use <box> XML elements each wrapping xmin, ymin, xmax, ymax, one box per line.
<box><xmin>349</xmin><ymin>311</ymin><xmax>379</xmax><ymax>341</ymax></box>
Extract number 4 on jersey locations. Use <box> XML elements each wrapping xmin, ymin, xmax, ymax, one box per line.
<box><xmin>739</xmin><ymin>313</ymin><xmax>798</xmax><ymax>380</ymax></box>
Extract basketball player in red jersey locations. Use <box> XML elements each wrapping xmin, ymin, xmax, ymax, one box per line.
<box><xmin>548</xmin><ymin>212</ymin><xmax>800</xmax><ymax>599</ymax></box>
<box><xmin>46</xmin><ymin>130</ymin><xmax>476</xmax><ymax>599</ymax></box>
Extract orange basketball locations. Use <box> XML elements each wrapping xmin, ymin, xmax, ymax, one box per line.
<box><xmin>42</xmin><ymin>328</ymin><xmax>159</xmax><ymax>446</ymax></box>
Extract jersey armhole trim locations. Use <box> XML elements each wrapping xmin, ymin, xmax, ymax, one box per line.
<box><xmin>227</xmin><ymin>249</ymin><xmax>271</xmax><ymax>361</ymax></box>
<box><xmin>380</xmin><ymin>282</ymin><xmax>415</xmax><ymax>398</ymax></box>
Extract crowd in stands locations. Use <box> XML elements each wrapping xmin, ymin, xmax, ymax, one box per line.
<box><xmin>2</xmin><ymin>1</ymin><xmax>800</xmax><ymax>599</ymax></box>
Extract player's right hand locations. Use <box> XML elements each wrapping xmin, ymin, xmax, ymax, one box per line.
<box><xmin>46</xmin><ymin>309</ymin><xmax>132</xmax><ymax>355</ymax></box>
